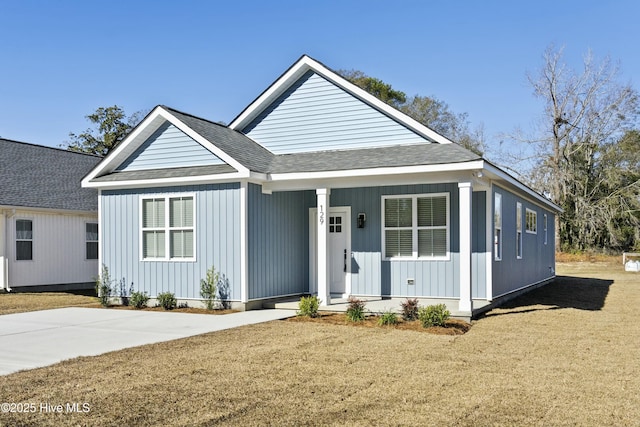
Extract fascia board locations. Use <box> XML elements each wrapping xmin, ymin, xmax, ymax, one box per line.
<box><xmin>483</xmin><ymin>162</ymin><xmax>562</xmax><ymax>213</ymax></box>
<box><xmin>160</xmin><ymin>109</ymin><xmax>249</xmax><ymax>174</ymax></box>
<box><xmin>0</xmin><ymin>204</ymin><xmax>97</xmax><ymax>216</ymax></box>
<box><xmin>229</xmin><ymin>55</ymin><xmax>454</xmax><ymax>145</ymax></box>
<box><xmin>82</xmin><ymin>106</ymin><xmax>167</xmax><ymax>186</ymax></box>
<box><xmin>268</xmin><ymin>160</ymin><xmax>485</xmax><ymax>182</ymax></box>
<box><xmin>229</xmin><ymin>55</ymin><xmax>313</xmax><ymax>130</ymax></box>
<box><xmin>82</xmin><ymin>106</ymin><xmax>250</xmax><ymax>188</ymax></box>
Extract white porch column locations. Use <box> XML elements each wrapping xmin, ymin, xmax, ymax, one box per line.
<box><xmin>316</xmin><ymin>188</ymin><xmax>331</xmax><ymax>306</ymax></box>
<box><xmin>458</xmin><ymin>182</ymin><xmax>473</xmax><ymax>313</ymax></box>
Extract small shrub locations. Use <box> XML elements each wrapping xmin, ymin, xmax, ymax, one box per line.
<box><xmin>130</xmin><ymin>291</ymin><xmax>149</xmax><ymax>309</ymax></box>
<box><xmin>95</xmin><ymin>265</ymin><xmax>113</xmax><ymax>307</ymax></box>
<box><xmin>297</xmin><ymin>295</ymin><xmax>321</xmax><ymax>318</ymax></box>
<box><xmin>157</xmin><ymin>292</ymin><xmax>177</xmax><ymax>310</ymax></box>
<box><xmin>378</xmin><ymin>310</ymin><xmax>398</xmax><ymax>326</ymax></box>
<box><xmin>200</xmin><ymin>266</ymin><xmax>219</xmax><ymax>310</ymax></box>
<box><xmin>400</xmin><ymin>298</ymin><xmax>420</xmax><ymax>321</ymax></box>
<box><xmin>118</xmin><ymin>279</ymin><xmax>134</xmax><ymax>306</ymax></box>
<box><xmin>346</xmin><ymin>296</ymin><xmax>366</xmax><ymax>322</ymax></box>
<box><xmin>418</xmin><ymin>304</ymin><xmax>451</xmax><ymax>328</ymax></box>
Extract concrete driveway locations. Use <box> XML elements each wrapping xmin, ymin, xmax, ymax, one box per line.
<box><xmin>0</xmin><ymin>307</ymin><xmax>294</xmax><ymax>376</ymax></box>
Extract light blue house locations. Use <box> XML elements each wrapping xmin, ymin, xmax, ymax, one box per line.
<box><xmin>82</xmin><ymin>55</ymin><xmax>559</xmax><ymax>317</ymax></box>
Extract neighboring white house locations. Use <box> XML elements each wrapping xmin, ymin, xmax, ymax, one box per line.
<box><xmin>0</xmin><ymin>138</ymin><xmax>101</xmax><ymax>291</ymax></box>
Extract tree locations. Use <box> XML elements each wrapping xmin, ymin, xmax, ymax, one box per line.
<box><xmin>64</xmin><ymin>105</ymin><xmax>144</xmax><ymax>156</ymax></box>
<box><xmin>515</xmin><ymin>46</ymin><xmax>639</xmax><ymax>251</ymax></box>
<box><xmin>338</xmin><ymin>69</ymin><xmax>485</xmax><ymax>155</ymax></box>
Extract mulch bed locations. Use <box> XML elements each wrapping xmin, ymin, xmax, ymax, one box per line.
<box><xmin>287</xmin><ymin>312</ymin><xmax>471</xmax><ymax>335</ymax></box>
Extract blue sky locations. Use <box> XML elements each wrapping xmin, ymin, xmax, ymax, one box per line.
<box><xmin>1</xmin><ymin>0</ymin><xmax>638</xmax><ymax>152</ymax></box>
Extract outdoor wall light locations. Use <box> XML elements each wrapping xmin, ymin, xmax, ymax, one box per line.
<box><xmin>357</xmin><ymin>213</ymin><xmax>366</xmax><ymax>228</ymax></box>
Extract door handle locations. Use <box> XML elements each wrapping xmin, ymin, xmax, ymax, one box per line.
<box><xmin>344</xmin><ymin>249</ymin><xmax>347</xmax><ymax>272</ymax></box>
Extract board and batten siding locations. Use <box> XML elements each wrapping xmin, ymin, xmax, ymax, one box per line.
<box><xmin>116</xmin><ymin>122</ymin><xmax>224</xmax><ymax>171</ymax></box>
<box><xmin>101</xmin><ymin>184</ymin><xmax>241</xmax><ymax>300</ymax></box>
<box><xmin>5</xmin><ymin>210</ymin><xmax>98</xmax><ymax>287</ymax></box>
<box><xmin>330</xmin><ymin>183</ymin><xmax>490</xmax><ymax>299</ymax></box>
<box><xmin>242</xmin><ymin>70</ymin><xmax>429</xmax><ymax>154</ymax></box>
<box><xmin>492</xmin><ymin>185</ymin><xmax>556</xmax><ymax>297</ymax></box>
<box><xmin>247</xmin><ymin>183</ymin><xmax>315</xmax><ymax>300</ymax></box>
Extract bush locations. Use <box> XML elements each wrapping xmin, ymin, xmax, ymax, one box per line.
<box><xmin>117</xmin><ymin>279</ymin><xmax>134</xmax><ymax>306</ymax></box>
<box><xmin>95</xmin><ymin>265</ymin><xmax>113</xmax><ymax>307</ymax></box>
<box><xmin>378</xmin><ymin>310</ymin><xmax>398</xmax><ymax>326</ymax></box>
<box><xmin>157</xmin><ymin>292</ymin><xmax>177</xmax><ymax>310</ymax></box>
<box><xmin>200</xmin><ymin>266</ymin><xmax>219</xmax><ymax>310</ymax></box>
<box><xmin>346</xmin><ymin>296</ymin><xmax>366</xmax><ymax>322</ymax></box>
<box><xmin>297</xmin><ymin>295</ymin><xmax>321</xmax><ymax>318</ymax></box>
<box><xmin>418</xmin><ymin>304</ymin><xmax>451</xmax><ymax>328</ymax></box>
<box><xmin>400</xmin><ymin>298</ymin><xmax>420</xmax><ymax>321</ymax></box>
<box><xmin>130</xmin><ymin>291</ymin><xmax>149</xmax><ymax>309</ymax></box>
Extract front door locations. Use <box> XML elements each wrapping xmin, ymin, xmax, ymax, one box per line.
<box><xmin>309</xmin><ymin>207</ymin><xmax>351</xmax><ymax>297</ymax></box>
<box><xmin>328</xmin><ymin>212</ymin><xmax>347</xmax><ymax>295</ymax></box>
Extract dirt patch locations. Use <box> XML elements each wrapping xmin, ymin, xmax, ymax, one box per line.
<box><xmin>288</xmin><ymin>312</ymin><xmax>471</xmax><ymax>335</ymax></box>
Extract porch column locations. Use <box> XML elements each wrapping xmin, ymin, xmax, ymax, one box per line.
<box><xmin>458</xmin><ymin>182</ymin><xmax>473</xmax><ymax>313</ymax></box>
<box><xmin>316</xmin><ymin>188</ymin><xmax>331</xmax><ymax>306</ymax></box>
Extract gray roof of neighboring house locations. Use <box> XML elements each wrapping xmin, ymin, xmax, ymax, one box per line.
<box><xmin>0</xmin><ymin>138</ymin><xmax>101</xmax><ymax>211</ymax></box>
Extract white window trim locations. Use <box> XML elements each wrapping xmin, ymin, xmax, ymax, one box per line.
<box><xmin>85</xmin><ymin>222</ymin><xmax>99</xmax><ymax>261</ymax></box>
<box><xmin>494</xmin><ymin>192</ymin><xmax>502</xmax><ymax>261</ymax></box>
<box><xmin>544</xmin><ymin>214</ymin><xmax>548</xmax><ymax>245</ymax></box>
<box><xmin>525</xmin><ymin>208</ymin><xmax>537</xmax><ymax>234</ymax></box>
<box><xmin>15</xmin><ymin>218</ymin><xmax>34</xmax><ymax>262</ymax></box>
<box><xmin>139</xmin><ymin>193</ymin><xmax>196</xmax><ymax>262</ymax></box>
<box><xmin>516</xmin><ymin>202</ymin><xmax>523</xmax><ymax>259</ymax></box>
<box><xmin>381</xmin><ymin>193</ymin><xmax>450</xmax><ymax>261</ymax></box>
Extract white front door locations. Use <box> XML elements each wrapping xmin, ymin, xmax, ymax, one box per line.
<box><xmin>309</xmin><ymin>207</ymin><xmax>351</xmax><ymax>297</ymax></box>
<box><xmin>328</xmin><ymin>212</ymin><xmax>347</xmax><ymax>295</ymax></box>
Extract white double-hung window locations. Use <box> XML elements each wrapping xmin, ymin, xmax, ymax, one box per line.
<box><xmin>383</xmin><ymin>193</ymin><xmax>449</xmax><ymax>260</ymax></box>
<box><xmin>141</xmin><ymin>195</ymin><xmax>195</xmax><ymax>260</ymax></box>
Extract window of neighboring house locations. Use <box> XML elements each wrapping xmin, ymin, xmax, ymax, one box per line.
<box><xmin>544</xmin><ymin>214</ymin><xmax>548</xmax><ymax>245</ymax></box>
<box><xmin>494</xmin><ymin>193</ymin><xmax>502</xmax><ymax>261</ymax></box>
<box><xmin>526</xmin><ymin>208</ymin><xmax>537</xmax><ymax>234</ymax></box>
<box><xmin>86</xmin><ymin>223</ymin><xmax>98</xmax><ymax>260</ymax></box>
<box><xmin>16</xmin><ymin>219</ymin><xmax>33</xmax><ymax>261</ymax></box>
<box><xmin>141</xmin><ymin>195</ymin><xmax>194</xmax><ymax>260</ymax></box>
<box><xmin>516</xmin><ymin>202</ymin><xmax>523</xmax><ymax>259</ymax></box>
<box><xmin>383</xmin><ymin>193</ymin><xmax>449</xmax><ymax>260</ymax></box>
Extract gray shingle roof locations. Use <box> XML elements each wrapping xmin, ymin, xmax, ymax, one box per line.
<box><xmin>163</xmin><ymin>107</ymin><xmax>274</xmax><ymax>173</ymax></box>
<box><xmin>88</xmin><ymin>106</ymin><xmax>482</xmax><ymax>184</ymax></box>
<box><xmin>269</xmin><ymin>143</ymin><xmax>481</xmax><ymax>173</ymax></box>
<box><xmin>159</xmin><ymin>107</ymin><xmax>481</xmax><ymax>174</ymax></box>
<box><xmin>1</xmin><ymin>138</ymin><xmax>100</xmax><ymax>211</ymax></box>
<box><xmin>91</xmin><ymin>164</ymin><xmax>236</xmax><ymax>182</ymax></box>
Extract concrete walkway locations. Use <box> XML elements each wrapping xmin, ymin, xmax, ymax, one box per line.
<box><xmin>0</xmin><ymin>307</ymin><xmax>294</xmax><ymax>376</ymax></box>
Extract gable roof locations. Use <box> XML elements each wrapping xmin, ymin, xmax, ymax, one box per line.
<box><xmin>229</xmin><ymin>55</ymin><xmax>454</xmax><ymax>146</ymax></box>
<box><xmin>0</xmin><ymin>138</ymin><xmax>100</xmax><ymax>212</ymax></box>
